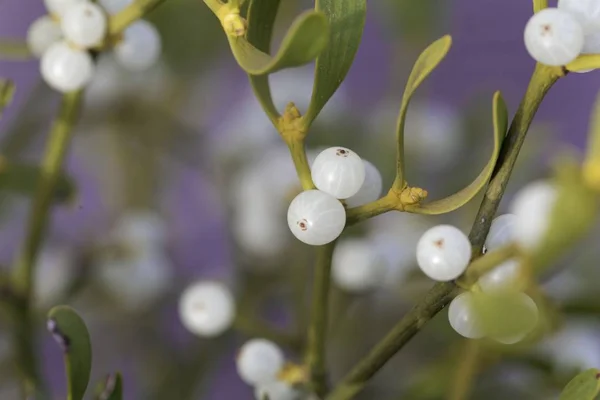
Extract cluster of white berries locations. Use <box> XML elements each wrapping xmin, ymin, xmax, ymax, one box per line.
<box><xmin>236</xmin><ymin>339</ymin><xmax>300</xmax><ymax>400</ymax></box>
<box><xmin>287</xmin><ymin>147</ymin><xmax>382</xmax><ymax>246</ymax></box>
<box><xmin>415</xmin><ymin>180</ymin><xmax>558</xmax><ymax>342</ymax></box>
<box><xmin>27</xmin><ymin>0</ymin><xmax>161</xmax><ymax>93</ymax></box>
<box><xmin>524</xmin><ymin>0</ymin><xmax>600</xmax><ymax>68</ymax></box>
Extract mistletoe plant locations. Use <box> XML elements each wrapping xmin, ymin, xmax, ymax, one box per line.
<box><xmin>1</xmin><ymin>0</ymin><xmax>600</xmax><ymax>399</ymax></box>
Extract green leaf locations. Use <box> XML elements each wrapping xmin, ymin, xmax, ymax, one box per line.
<box><xmin>0</xmin><ymin>80</ymin><xmax>15</xmax><ymax>118</ymax></box>
<box><xmin>407</xmin><ymin>91</ymin><xmax>507</xmax><ymax>214</ymax></box>
<box><xmin>472</xmin><ymin>291</ymin><xmax>539</xmax><ymax>340</ymax></box>
<box><xmin>304</xmin><ymin>0</ymin><xmax>367</xmax><ymax>125</ymax></box>
<box><xmin>566</xmin><ymin>54</ymin><xmax>600</xmax><ymax>72</ymax></box>
<box><xmin>47</xmin><ymin>306</ymin><xmax>92</xmax><ymax>400</ymax></box>
<box><xmin>0</xmin><ymin>160</ymin><xmax>76</xmax><ymax>203</ymax></box>
<box><xmin>0</xmin><ymin>40</ymin><xmax>32</xmax><ymax>60</ymax></box>
<box><xmin>95</xmin><ymin>373</ymin><xmax>123</xmax><ymax>400</ymax></box>
<box><xmin>559</xmin><ymin>369</ymin><xmax>600</xmax><ymax>400</ymax></box>
<box><xmin>583</xmin><ymin>90</ymin><xmax>600</xmax><ymax>190</ymax></box>
<box><xmin>533</xmin><ymin>0</ymin><xmax>548</xmax><ymax>13</ymax></box>
<box><xmin>393</xmin><ymin>35</ymin><xmax>452</xmax><ymax>189</ymax></box>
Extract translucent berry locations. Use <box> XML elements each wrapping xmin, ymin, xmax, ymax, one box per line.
<box><xmin>491</xmin><ymin>293</ymin><xmax>539</xmax><ymax>344</ymax></box>
<box><xmin>478</xmin><ymin>259</ymin><xmax>522</xmax><ymax>293</ymax></box>
<box><xmin>524</xmin><ymin>8</ymin><xmax>584</xmax><ymax>66</ymax></box>
<box><xmin>509</xmin><ymin>180</ymin><xmax>558</xmax><ymax>251</ymax></box>
<box><xmin>237</xmin><ymin>339</ymin><xmax>285</xmax><ymax>386</ymax></box>
<box><xmin>287</xmin><ymin>190</ymin><xmax>346</xmax><ymax>246</ymax></box>
<box><xmin>178</xmin><ymin>281</ymin><xmax>236</xmax><ymax>337</ymax></box>
<box><xmin>558</xmin><ymin>0</ymin><xmax>600</xmax><ymax>35</ymax></box>
<box><xmin>416</xmin><ymin>225</ymin><xmax>471</xmax><ymax>281</ymax></box>
<box><xmin>44</xmin><ymin>0</ymin><xmax>85</xmax><ymax>17</ymax></box>
<box><xmin>27</xmin><ymin>16</ymin><xmax>63</xmax><ymax>58</ymax></box>
<box><xmin>98</xmin><ymin>0</ymin><xmax>132</xmax><ymax>14</ymax></box>
<box><xmin>254</xmin><ymin>381</ymin><xmax>300</xmax><ymax>400</ymax></box>
<box><xmin>345</xmin><ymin>160</ymin><xmax>383</xmax><ymax>208</ymax></box>
<box><xmin>114</xmin><ymin>20</ymin><xmax>161</xmax><ymax>71</ymax></box>
<box><xmin>311</xmin><ymin>147</ymin><xmax>366</xmax><ymax>199</ymax></box>
<box><xmin>484</xmin><ymin>214</ymin><xmax>517</xmax><ymax>252</ymax></box>
<box><xmin>331</xmin><ymin>238</ymin><xmax>388</xmax><ymax>293</ymax></box>
<box><xmin>61</xmin><ymin>1</ymin><xmax>107</xmax><ymax>48</ymax></box>
<box><xmin>448</xmin><ymin>291</ymin><xmax>485</xmax><ymax>339</ymax></box>
<box><xmin>41</xmin><ymin>41</ymin><xmax>95</xmax><ymax>92</ymax></box>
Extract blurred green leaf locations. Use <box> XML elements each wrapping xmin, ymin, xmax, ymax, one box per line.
<box><xmin>584</xmin><ymin>90</ymin><xmax>600</xmax><ymax>191</ymax></box>
<box><xmin>95</xmin><ymin>373</ymin><xmax>123</xmax><ymax>400</ymax></box>
<box><xmin>559</xmin><ymin>369</ymin><xmax>600</xmax><ymax>400</ymax></box>
<box><xmin>0</xmin><ymin>160</ymin><xmax>76</xmax><ymax>203</ymax></box>
<box><xmin>566</xmin><ymin>54</ymin><xmax>600</xmax><ymax>73</ymax></box>
<box><xmin>0</xmin><ymin>40</ymin><xmax>32</xmax><ymax>60</ymax></box>
<box><xmin>304</xmin><ymin>0</ymin><xmax>366</xmax><ymax>125</ymax></box>
<box><xmin>407</xmin><ymin>91</ymin><xmax>507</xmax><ymax>214</ymax></box>
<box><xmin>393</xmin><ymin>35</ymin><xmax>452</xmax><ymax>189</ymax></box>
<box><xmin>0</xmin><ymin>80</ymin><xmax>15</xmax><ymax>118</ymax></box>
<box><xmin>472</xmin><ymin>291</ymin><xmax>538</xmax><ymax>340</ymax></box>
<box><xmin>533</xmin><ymin>0</ymin><xmax>548</xmax><ymax>13</ymax></box>
<box><xmin>47</xmin><ymin>306</ymin><xmax>92</xmax><ymax>400</ymax></box>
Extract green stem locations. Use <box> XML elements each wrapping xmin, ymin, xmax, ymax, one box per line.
<box><xmin>11</xmin><ymin>91</ymin><xmax>83</xmax><ymax>396</ymax></box>
<box><xmin>345</xmin><ymin>193</ymin><xmax>398</xmax><ymax>226</ymax></box>
<box><xmin>109</xmin><ymin>0</ymin><xmax>170</xmax><ymax>35</ymax></box>
<box><xmin>306</xmin><ymin>241</ymin><xmax>336</xmax><ymax>397</ymax></box>
<box><xmin>325</xmin><ymin>63</ymin><xmax>563</xmax><ymax>400</ymax></box>
<box><xmin>286</xmin><ymin>137</ymin><xmax>315</xmax><ymax>190</ymax></box>
<box><xmin>447</xmin><ymin>340</ymin><xmax>481</xmax><ymax>400</ymax></box>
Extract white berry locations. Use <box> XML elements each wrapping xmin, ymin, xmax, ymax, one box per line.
<box><xmin>44</xmin><ymin>0</ymin><xmax>85</xmax><ymax>17</ymax></box>
<box><xmin>345</xmin><ymin>160</ymin><xmax>383</xmax><ymax>208</ymax></box>
<box><xmin>114</xmin><ymin>20</ymin><xmax>161</xmax><ymax>71</ymax></box>
<box><xmin>509</xmin><ymin>180</ymin><xmax>558</xmax><ymax>251</ymax></box>
<box><xmin>448</xmin><ymin>291</ymin><xmax>485</xmax><ymax>339</ymax></box>
<box><xmin>416</xmin><ymin>225</ymin><xmax>471</xmax><ymax>281</ymax></box>
<box><xmin>484</xmin><ymin>214</ymin><xmax>517</xmax><ymax>252</ymax></box>
<box><xmin>331</xmin><ymin>238</ymin><xmax>388</xmax><ymax>293</ymax></box>
<box><xmin>27</xmin><ymin>16</ymin><xmax>63</xmax><ymax>58</ymax></box>
<box><xmin>178</xmin><ymin>281</ymin><xmax>236</xmax><ymax>337</ymax></box>
<box><xmin>41</xmin><ymin>41</ymin><xmax>95</xmax><ymax>92</ymax></box>
<box><xmin>287</xmin><ymin>190</ymin><xmax>346</xmax><ymax>246</ymax></box>
<box><xmin>558</xmin><ymin>0</ymin><xmax>600</xmax><ymax>35</ymax></box>
<box><xmin>478</xmin><ymin>259</ymin><xmax>522</xmax><ymax>293</ymax></box>
<box><xmin>311</xmin><ymin>147</ymin><xmax>365</xmax><ymax>199</ymax></box>
<box><xmin>524</xmin><ymin>8</ymin><xmax>584</xmax><ymax>66</ymax></box>
<box><xmin>255</xmin><ymin>381</ymin><xmax>300</xmax><ymax>400</ymax></box>
<box><xmin>491</xmin><ymin>293</ymin><xmax>539</xmax><ymax>344</ymax></box>
<box><xmin>237</xmin><ymin>339</ymin><xmax>285</xmax><ymax>386</ymax></box>
<box><xmin>61</xmin><ymin>1</ymin><xmax>107</xmax><ymax>48</ymax></box>
<box><xmin>98</xmin><ymin>0</ymin><xmax>132</xmax><ymax>14</ymax></box>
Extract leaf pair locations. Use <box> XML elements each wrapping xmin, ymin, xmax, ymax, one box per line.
<box><xmin>48</xmin><ymin>306</ymin><xmax>123</xmax><ymax>400</ymax></box>
<box><xmin>391</xmin><ymin>36</ymin><xmax>508</xmax><ymax>214</ymax></box>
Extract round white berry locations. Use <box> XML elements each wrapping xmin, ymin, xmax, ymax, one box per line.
<box><xmin>416</xmin><ymin>225</ymin><xmax>471</xmax><ymax>281</ymax></box>
<box><xmin>287</xmin><ymin>190</ymin><xmax>346</xmax><ymax>246</ymax></box>
<box><xmin>310</xmin><ymin>147</ymin><xmax>365</xmax><ymax>199</ymax></box>
<box><xmin>178</xmin><ymin>281</ymin><xmax>236</xmax><ymax>337</ymax></box>
<box><xmin>114</xmin><ymin>20</ymin><xmax>161</xmax><ymax>71</ymax></box>
<box><xmin>491</xmin><ymin>293</ymin><xmax>538</xmax><ymax>344</ymax></box>
<box><xmin>448</xmin><ymin>291</ymin><xmax>485</xmax><ymax>339</ymax></box>
<box><xmin>524</xmin><ymin>8</ymin><xmax>584</xmax><ymax>66</ymax></box>
<box><xmin>44</xmin><ymin>0</ymin><xmax>85</xmax><ymax>17</ymax></box>
<box><xmin>27</xmin><ymin>16</ymin><xmax>63</xmax><ymax>58</ymax></box>
<box><xmin>344</xmin><ymin>160</ymin><xmax>383</xmax><ymax>208</ymax></box>
<box><xmin>477</xmin><ymin>259</ymin><xmax>522</xmax><ymax>293</ymax></box>
<box><xmin>98</xmin><ymin>0</ymin><xmax>132</xmax><ymax>14</ymax></box>
<box><xmin>484</xmin><ymin>214</ymin><xmax>517</xmax><ymax>252</ymax></box>
<box><xmin>61</xmin><ymin>1</ymin><xmax>107</xmax><ymax>48</ymax></box>
<box><xmin>255</xmin><ymin>381</ymin><xmax>300</xmax><ymax>400</ymax></box>
<box><xmin>331</xmin><ymin>238</ymin><xmax>388</xmax><ymax>293</ymax></box>
<box><xmin>558</xmin><ymin>0</ymin><xmax>600</xmax><ymax>35</ymax></box>
<box><xmin>237</xmin><ymin>338</ymin><xmax>285</xmax><ymax>386</ymax></box>
<box><xmin>509</xmin><ymin>180</ymin><xmax>558</xmax><ymax>251</ymax></box>
<box><xmin>41</xmin><ymin>41</ymin><xmax>95</xmax><ymax>92</ymax></box>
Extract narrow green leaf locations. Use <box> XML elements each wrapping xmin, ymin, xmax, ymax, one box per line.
<box><xmin>566</xmin><ymin>54</ymin><xmax>600</xmax><ymax>72</ymax></box>
<box><xmin>0</xmin><ymin>40</ymin><xmax>32</xmax><ymax>60</ymax></box>
<box><xmin>584</xmin><ymin>90</ymin><xmax>600</xmax><ymax>176</ymax></box>
<box><xmin>0</xmin><ymin>80</ymin><xmax>15</xmax><ymax>118</ymax></box>
<box><xmin>393</xmin><ymin>35</ymin><xmax>452</xmax><ymax>189</ymax></box>
<box><xmin>47</xmin><ymin>306</ymin><xmax>92</xmax><ymax>400</ymax></box>
<box><xmin>246</xmin><ymin>0</ymin><xmax>281</xmax><ymax>123</ymax></box>
<box><xmin>407</xmin><ymin>91</ymin><xmax>507</xmax><ymax>214</ymax></box>
<box><xmin>533</xmin><ymin>0</ymin><xmax>548</xmax><ymax>13</ymax></box>
<box><xmin>0</xmin><ymin>160</ymin><xmax>76</xmax><ymax>203</ymax></box>
<box><xmin>559</xmin><ymin>369</ymin><xmax>600</xmax><ymax>400</ymax></box>
<box><xmin>472</xmin><ymin>291</ymin><xmax>539</xmax><ymax>340</ymax></box>
<box><xmin>228</xmin><ymin>10</ymin><xmax>329</xmax><ymax>75</ymax></box>
<box><xmin>304</xmin><ymin>0</ymin><xmax>367</xmax><ymax>125</ymax></box>
<box><xmin>95</xmin><ymin>373</ymin><xmax>123</xmax><ymax>400</ymax></box>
